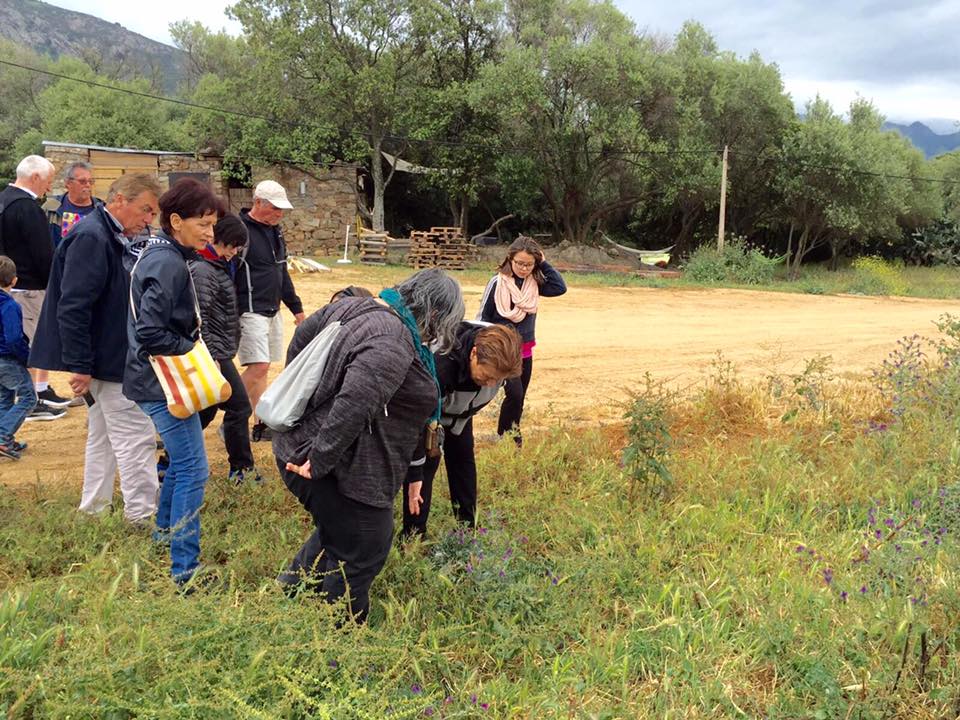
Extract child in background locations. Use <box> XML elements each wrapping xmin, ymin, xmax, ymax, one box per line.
<box><xmin>0</xmin><ymin>256</ymin><xmax>38</xmax><ymax>460</ymax></box>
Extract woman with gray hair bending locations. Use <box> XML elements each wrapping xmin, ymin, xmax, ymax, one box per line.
<box><xmin>273</xmin><ymin>268</ymin><xmax>464</xmax><ymax>622</ymax></box>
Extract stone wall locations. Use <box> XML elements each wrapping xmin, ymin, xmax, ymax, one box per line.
<box><xmin>42</xmin><ymin>144</ymin><xmax>358</xmax><ymax>254</ymax></box>
<box><xmin>251</xmin><ymin>164</ymin><xmax>357</xmax><ymax>256</ymax></box>
<box><xmin>43</xmin><ymin>145</ymin><xmax>95</xmax><ymax>196</ymax></box>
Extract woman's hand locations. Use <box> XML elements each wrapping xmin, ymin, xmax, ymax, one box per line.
<box><xmin>408</xmin><ymin>480</ymin><xmax>424</xmax><ymax>515</ymax></box>
<box><xmin>285</xmin><ymin>458</ymin><xmax>312</xmax><ymax>478</ymax></box>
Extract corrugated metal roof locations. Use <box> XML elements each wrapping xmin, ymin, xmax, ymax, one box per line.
<box><xmin>42</xmin><ymin>140</ymin><xmax>196</xmax><ymax>157</ymax></box>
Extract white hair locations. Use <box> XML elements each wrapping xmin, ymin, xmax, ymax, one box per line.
<box><xmin>16</xmin><ymin>155</ymin><xmax>55</xmax><ymax>180</ymax></box>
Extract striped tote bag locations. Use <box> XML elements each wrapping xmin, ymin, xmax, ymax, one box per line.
<box><xmin>130</xmin><ymin>247</ymin><xmax>231</xmax><ymax>419</ymax></box>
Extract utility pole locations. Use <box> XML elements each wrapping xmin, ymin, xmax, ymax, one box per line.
<box><xmin>718</xmin><ymin>145</ymin><xmax>729</xmax><ymax>250</ymax></box>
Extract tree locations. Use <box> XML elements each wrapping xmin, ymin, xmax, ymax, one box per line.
<box><xmin>475</xmin><ymin>0</ymin><xmax>655</xmax><ymax>244</ymax></box>
<box><xmin>409</xmin><ymin>0</ymin><xmax>506</xmax><ymax>235</ymax></box>
<box><xmin>226</xmin><ymin>0</ymin><xmax>430</xmax><ymax>231</ymax></box>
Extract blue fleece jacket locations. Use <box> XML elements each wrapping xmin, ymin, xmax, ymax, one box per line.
<box><xmin>0</xmin><ymin>290</ymin><xmax>29</xmax><ymax>364</ymax></box>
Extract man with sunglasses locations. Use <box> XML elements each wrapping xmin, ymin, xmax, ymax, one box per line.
<box><xmin>236</xmin><ymin>180</ymin><xmax>305</xmax><ymax>442</ymax></box>
<box><xmin>44</xmin><ymin>162</ymin><xmax>102</xmax><ymax>248</ymax></box>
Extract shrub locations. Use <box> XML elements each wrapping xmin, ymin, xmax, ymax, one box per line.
<box><xmin>848</xmin><ymin>256</ymin><xmax>908</xmax><ymax>296</ymax></box>
<box><xmin>684</xmin><ymin>238</ymin><xmax>780</xmax><ymax>285</ymax></box>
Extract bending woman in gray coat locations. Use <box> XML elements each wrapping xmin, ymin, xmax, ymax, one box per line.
<box><xmin>273</xmin><ymin>268</ymin><xmax>464</xmax><ymax>622</ymax></box>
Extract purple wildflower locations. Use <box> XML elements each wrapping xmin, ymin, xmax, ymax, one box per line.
<box><xmin>884</xmin><ymin>518</ymin><xmax>895</xmax><ymax>528</ymax></box>
<box><xmin>875</xmin><ymin>530</ymin><xmax>883</xmax><ymax>539</ymax></box>
<box><xmin>912</xmin><ymin>499</ymin><xmax>922</xmax><ymax>509</ymax></box>
<box><xmin>796</xmin><ymin>545</ymin><xmax>805</xmax><ymax>553</ymax></box>
<box><xmin>481</xmin><ymin>703</ymin><xmax>490</xmax><ymax>710</ymax></box>
<box><xmin>465</xmin><ymin>563</ymin><xmax>473</xmax><ymax>574</ymax></box>
<box><xmin>412</xmin><ymin>683</ymin><xmax>423</xmax><ymax>695</ymax></box>
<box><xmin>328</xmin><ymin>660</ymin><xmax>339</xmax><ymax>669</ymax></box>
<box><xmin>444</xmin><ymin>697</ymin><xmax>454</xmax><ymax>705</ymax></box>
<box><xmin>840</xmin><ymin>591</ymin><xmax>848</xmax><ymax>601</ymax></box>
<box><xmin>503</xmin><ymin>548</ymin><xmax>513</xmax><ymax>559</ymax></box>
<box><xmin>499</xmin><ymin>569</ymin><xmax>506</xmax><ymax>578</ymax></box>
<box><xmin>860</xmin><ymin>585</ymin><xmax>868</xmax><ymax>594</ymax></box>
<box><xmin>823</xmin><ymin>568</ymin><xmax>833</xmax><ymax>585</ymax></box>
<box><xmin>471</xmin><ymin>694</ymin><xmax>478</xmax><ymax>704</ymax></box>
<box><xmin>424</xmin><ymin>708</ymin><xmax>435</xmax><ymax>717</ymax></box>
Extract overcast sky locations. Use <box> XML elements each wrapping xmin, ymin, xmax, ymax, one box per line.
<box><xmin>50</xmin><ymin>0</ymin><xmax>960</xmax><ymax>128</ymax></box>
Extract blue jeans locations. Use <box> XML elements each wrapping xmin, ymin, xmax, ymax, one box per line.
<box><xmin>0</xmin><ymin>358</ymin><xmax>36</xmax><ymax>445</ymax></box>
<box><xmin>139</xmin><ymin>401</ymin><xmax>209</xmax><ymax>582</ymax></box>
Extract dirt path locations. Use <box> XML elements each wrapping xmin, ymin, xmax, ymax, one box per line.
<box><xmin>5</xmin><ymin>271</ymin><xmax>959</xmax><ymax>489</ymax></box>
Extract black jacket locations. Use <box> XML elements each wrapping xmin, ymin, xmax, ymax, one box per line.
<box><xmin>478</xmin><ymin>260</ymin><xmax>567</xmax><ymax>343</ymax></box>
<box><xmin>123</xmin><ymin>234</ymin><xmax>200</xmax><ymax>403</ymax></box>
<box><xmin>0</xmin><ymin>185</ymin><xmax>53</xmax><ymax>291</ymax></box>
<box><xmin>29</xmin><ymin>205</ymin><xmax>133</xmax><ymax>382</ymax></box>
<box><xmin>235</xmin><ymin>209</ymin><xmax>303</xmax><ymax>317</ymax></box>
<box><xmin>271</xmin><ymin>297</ymin><xmax>437</xmax><ymax>509</ymax></box>
<box><xmin>189</xmin><ymin>248</ymin><xmax>239</xmax><ymax>361</ymax></box>
<box><xmin>435</xmin><ymin>322</ymin><xmax>503</xmax><ymax>435</ymax></box>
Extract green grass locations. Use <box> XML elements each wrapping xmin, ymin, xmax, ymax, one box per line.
<box><xmin>2</xmin><ymin>335</ymin><xmax>960</xmax><ymax>717</ymax></box>
<box><xmin>313</xmin><ymin>254</ymin><xmax>960</xmax><ymax>299</ymax></box>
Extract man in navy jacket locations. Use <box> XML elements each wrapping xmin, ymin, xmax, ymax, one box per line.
<box><xmin>30</xmin><ymin>174</ymin><xmax>162</xmax><ymax>523</ymax></box>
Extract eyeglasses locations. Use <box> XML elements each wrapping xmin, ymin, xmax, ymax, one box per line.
<box><xmin>512</xmin><ymin>259</ymin><xmax>535</xmax><ymax>269</ymax></box>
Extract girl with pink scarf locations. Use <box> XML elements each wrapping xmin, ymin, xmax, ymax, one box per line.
<box><xmin>478</xmin><ymin>236</ymin><xmax>566</xmax><ymax>446</ymax></box>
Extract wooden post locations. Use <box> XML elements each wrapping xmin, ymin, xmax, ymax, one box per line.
<box><xmin>718</xmin><ymin>145</ymin><xmax>729</xmax><ymax>251</ymax></box>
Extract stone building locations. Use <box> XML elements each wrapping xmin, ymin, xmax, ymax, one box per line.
<box><xmin>42</xmin><ymin>141</ymin><xmax>357</xmax><ymax>255</ymax></box>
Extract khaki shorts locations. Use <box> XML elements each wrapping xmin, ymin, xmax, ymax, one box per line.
<box><xmin>11</xmin><ymin>289</ymin><xmax>44</xmax><ymax>344</ymax></box>
<box><xmin>238</xmin><ymin>311</ymin><xmax>285</xmax><ymax>365</ymax></box>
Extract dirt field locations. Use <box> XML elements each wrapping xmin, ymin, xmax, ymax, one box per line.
<box><xmin>5</xmin><ymin>267</ymin><xmax>960</xmax><ymax>489</ymax></box>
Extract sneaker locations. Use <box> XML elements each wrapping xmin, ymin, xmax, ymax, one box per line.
<box><xmin>37</xmin><ymin>387</ymin><xmax>77</xmax><ymax>409</ymax></box>
<box><xmin>11</xmin><ymin>440</ymin><xmax>27</xmax><ymax>453</ymax></box>
<box><xmin>24</xmin><ymin>401</ymin><xmax>67</xmax><ymax>422</ymax></box>
<box><xmin>0</xmin><ymin>443</ymin><xmax>21</xmax><ymax>460</ymax></box>
<box><xmin>251</xmin><ymin>422</ymin><xmax>273</xmax><ymax>442</ymax></box>
<box><xmin>229</xmin><ymin>467</ymin><xmax>265</xmax><ymax>486</ymax></box>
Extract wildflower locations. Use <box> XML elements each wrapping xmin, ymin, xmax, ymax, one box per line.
<box><xmin>478</xmin><ymin>527</ymin><xmax>488</xmax><ymax>535</ymax></box>
<box><xmin>481</xmin><ymin>703</ymin><xmax>490</xmax><ymax>710</ymax></box>
<box><xmin>895</xmin><ymin>544</ymin><xmax>903</xmax><ymax>553</ymax></box>
<box><xmin>860</xmin><ymin>585</ymin><xmax>868</xmax><ymax>594</ymax></box>
<box><xmin>840</xmin><ymin>591</ymin><xmax>848</xmax><ymax>601</ymax></box>
<box><xmin>823</xmin><ymin>568</ymin><xmax>833</xmax><ymax>585</ymax></box>
<box><xmin>503</xmin><ymin>548</ymin><xmax>513</xmax><ymax>559</ymax></box>
<box><xmin>412</xmin><ymin>683</ymin><xmax>423</xmax><ymax>695</ymax></box>
<box><xmin>912</xmin><ymin>499</ymin><xmax>922</xmax><ymax>509</ymax></box>
<box><xmin>471</xmin><ymin>694</ymin><xmax>478</xmax><ymax>704</ymax></box>
<box><xmin>465</xmin><ymin>563</ymin><xmax>474</xmax><ymax>574</ymax></box>
<box><xmin>328</xmin><ymin>660</ymin><xmax>339</xmax><ymax>669</ymax></box>
<box><xmin>499</xmin><ymin>569</ymin><xmax>506</xmax><ymax>578</ymax></box>
<box><xmin>444</xmin><ymin>697</ymin><xmax>454</xmax><ymax>705</ymax></box>
<box><xmin>874</xmin><ymin>530</ymin><xmax>883</xmax><ymax>539</ymax></box>
<box><xmin>884</xmin><ymin>518</ymin><xmax>895</xmax><ymax>528</ymax></box>
<box><xmin>424</xmin><ymin>708</ymin><xmax>435</xmax><ymax>717</ymax></box>
<box><xmin>796</xmin><ymin>545</ymin><xmax>805</xmax><ymax>553</ymax></box>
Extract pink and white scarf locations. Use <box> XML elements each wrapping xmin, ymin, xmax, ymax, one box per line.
<box><xmin>494</xmin><ymin>272</ymin><xmax>539</xmax><ymax>323</ymax></box>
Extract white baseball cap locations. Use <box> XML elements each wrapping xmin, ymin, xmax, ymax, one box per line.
<box><xmin>253</xmin><ymin>180</ymin><xmax>293</xmax><ymax>209</ymax></box>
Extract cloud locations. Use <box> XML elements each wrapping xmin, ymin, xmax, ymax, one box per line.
<box><xmin>50</xmin><ymin>0</ymin><xmax>240</xmax><ymax>45</ymax></box>
<box><xmin>620</xmin><ymin>0</ymin><xmax>960</xmax><ymax>120</ymax></box>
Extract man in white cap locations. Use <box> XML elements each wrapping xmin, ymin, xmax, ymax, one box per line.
<box><xmin>236</xmin><ymin>180</ymin><xmax>305</xmax><ymax>441</ymax></box>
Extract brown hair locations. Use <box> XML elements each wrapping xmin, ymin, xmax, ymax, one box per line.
<box><xmin>0</xmin><ymin>256</ymin><xmax>16</xmax><ymax>288</ymax></box>
<box><xmin>473</xmin><ymin>324</ymin><xmax>523</xmax><ymax>378</ymax></box>
<box><xmin>106</xmin><ymin>173</ymin><xmax>162</xmax><ymax>203</ymax></box>
<box><xmin>330</xmin><ymin>286</ymin><xmax>373</xmax><ymax>303</ymax></box>
<box><xmin>159</xmin><ymin>178</ymin><xmax>220</xmax><ymax>235</ymax></box>
<box><xmin>496</xmin><ymin>236</ymin><xmax>546</xmax><ymax>285</ymax></box>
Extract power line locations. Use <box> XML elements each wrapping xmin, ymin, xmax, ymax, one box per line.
<box><xmin>727</xmin><ymin>148</ymin><xmax>960</xmax><ymax>186</ymax></box>
<box><xmin>5</xmin><ymin>57</ymin><xmax>959</xmax><ymax>187</ymax></box>
<box><xmin>0</xmin><ymin>58</ymin><xmax>721</xmax><ymax>159</ymax></box>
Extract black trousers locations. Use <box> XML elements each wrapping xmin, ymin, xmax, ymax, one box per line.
<box><xmin>403</xmin><ymin>417</ymin><xmax>477</xmax><ymax>538</ymax></box>
<box><xmin>279</xmin><ymin>462</ymin><xmax>394</xmax><ymax>623</ymax></box>
<box><xmin>199</xmin><ymin>358</ymin><xmax>254</xmax><ymax>472</ymax></box>
<box><xmin>497</xmin><ymin>355</ymin><xmax>533</xmax><ymax>445</ymax></box>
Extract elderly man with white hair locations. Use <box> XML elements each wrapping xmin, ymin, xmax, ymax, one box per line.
<box><xmin>236</xmin><ymin>179</ymin><xmax>305</xmax><ymax>442</ymax></box>
<box><xmin>0</xmin><ymin>155</ymin><xmax>69</xmax><ymax>422</ymax></box>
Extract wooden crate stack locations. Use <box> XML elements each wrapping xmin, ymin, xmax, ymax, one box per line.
<box><xmin>358</xmin><ymin>232</ymin><xmax>390</xmax><ymax>265</ymax></box>
<box><xmin>408</xmin><ymin>226</ymin><xmax>476</xmax><ymax>270</ymax></box>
